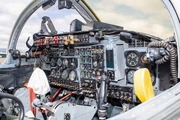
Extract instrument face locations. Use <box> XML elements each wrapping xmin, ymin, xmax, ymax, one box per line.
<box><xmin>56</xmin><ymin>70</ymin><xmax>61</xmax><ymax>79</ymax></box>
<box><xmin>62</xmin><ymin>70</ymin><xmax>68</xmax><ymax>80</ymax></box>
<box><xmin>126</xmin><ymin>52</ymin><xmax>139</xmax><ymax>67</ymax></box>
<box><xmin>57</xmin><ymin>58</ymin><xmax>62</xmax><ymax>67</ymax></box>
<box><xmin>127</xmin><ymin>70</ymin><xmax>136</xmax><ymax>83</ymax></box>
<box><xmin>50</xmin><ymin>58</ymin><xmax>56</xmax><ymax>67</ymax></box>
<box><xmin>63</xmin><ymin>59</ymin><xmax>69</xmax><ymax>67</ymax></box>
<box><xmin>69</xmin><ymin>70</ymin><xmax>76</xmax><ymax>81</ymax></box>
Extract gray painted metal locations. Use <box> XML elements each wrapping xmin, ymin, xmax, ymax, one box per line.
<box><xmin>14</xmin><ymin>87</ymin><xmax>43</xmax><ymax>119</ymax></box>
<box><xmin>13</xmin><ymin>87</ymin><xmax>30</xmax><ymax>114</ymax></box>
<box><xmin>48</xmin><ymin>102</ymin><xmax>97</xmax><ymax>120</ymax></box>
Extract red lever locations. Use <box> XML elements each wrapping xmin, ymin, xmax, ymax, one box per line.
<box><xmin>60</xmin><ymin>92</ymin><xmax>73</xmax><ymax>101</ymax></box>
<box><xmin>49</xmin><ymin>88</ymin><xmax>61</xmax><ymax>102</ymax></box>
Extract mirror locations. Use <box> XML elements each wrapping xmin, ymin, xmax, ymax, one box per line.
<box><xmin>58</xmin><ymin>0</ymin><xmax>72</xmax><ymax>10</ymax></box>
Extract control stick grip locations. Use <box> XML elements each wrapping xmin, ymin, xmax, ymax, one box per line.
<box><xmin>98</xmin><ymin>75</ymin><xmax>108</xmax><ymax>119</ymax></box>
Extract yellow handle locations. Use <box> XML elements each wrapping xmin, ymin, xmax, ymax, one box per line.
<box><xmin>134</xmin><ymin>68</ymin><xmax>154</xmax><ymax>102</ymax></box>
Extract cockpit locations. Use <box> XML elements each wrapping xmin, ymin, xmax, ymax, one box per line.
<box><xmin>0</xmin><ymin>0</ymin><xmax>179</xmax><ymax>120</ymax></box>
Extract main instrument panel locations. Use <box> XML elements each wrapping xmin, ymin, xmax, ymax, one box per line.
<box><xmin>27</xmin><ymin>29</ymin><xmax>166</xmax><ymax>103</ymax></box>
<box><xmin>18</xmin><ymin>21</ymin><xmax>174</xmax><ymax>107</ymax></box>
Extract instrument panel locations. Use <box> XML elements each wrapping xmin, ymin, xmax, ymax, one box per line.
<box><xmin>124</xmin><ymin>49</ymin><xmax>156</xmax><ymax>87</ymax></box>
<box><xmin>48</xmin><ymin>44</ymin><xmax>106</xmax><ymax>92</ymax></box>
<box><xmin>34</xmin><ymin>30</ymin><xmax>159</xmax><ymax>103</ymax></box>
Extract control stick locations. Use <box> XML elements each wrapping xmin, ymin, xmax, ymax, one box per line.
<box><xmin>98</xmin><ymin>75</ymin><xmax>111</xmax><ymax>120</ymax></box>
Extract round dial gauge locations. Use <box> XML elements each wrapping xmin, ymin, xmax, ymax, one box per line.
<box><xmin>80</xmin><ymin>56</ymin><xmax>85</xmax><ymax>63</ymax></box>
<box><xmin>62</xmin><ymin>70</ymin><xmax>68</xmax><ymax>80</ymax></box>
<box><xmin>50</xmin><ymin>69</ymin><xmax>56</xmax><ymax>76</ymax></box>
<box><xmin>80</xmin><ymin>64</ymin><xmax>85</xmax><ymax>70</ymax></box>
<box><xmin>85</xmin><ymin>56</ymin><xmax>91</xmax><ymax>63</ymax></box>
<box><xmin>79</xmin><ymin>48</ymin><xmax>85</xmax><ymax>56</ymax></box>
<box><xmin>127</xmin><ymin>70</ymin><xmax>135</xmax><ymax>83</ymax></box>
<box><xmin>85</xmin><ymin>48</ymin><xmax>91</xmax><ymax>55</ymax></box>
<box><xmin>86</xmin><ymin>64</ymin><xmax>91</xmax><ymax>70</ymax></box>
<box><xmin>63</xmin><ymin>49</ymin><xmax>68</xmax><ymax>56</ymax></box>
<box><xmin>107</xmin><ymin>71</ymin><xmax>114</xmax><ymax>81</ymax></box>
<box><xmin>56</xmin><ymin>70</ymin><xmax>61</xmax><ymax>79</ymax></box>
<box><xmin>126</xmin><ymin>52</ymin><xmax>139</xmax><ymax>67</ymax></box>
<box><xmin>57</xmin><ymin>58</ymin><xmax>62</xmax><ymax>67</ymax></box>
<box><xmin>87</xmin><ymin>72</ymin><xmax>91</xmax><ymax>78</ymax></box>
<box><xmin>63</xmin><ymin>59</ymin><xmax>69</xmax><ymax>67</ymax></box>
<box><xmin>69</xmin><ymin>70</ymin><xmax>76</xmax><ymax>81</ymax></box>
<box><xmin>70</xmin><ymin>58</ymin><xmax>77</xmax><ymax>68</ymax></box>
<box><xmin>81</xmin><ymin>71</ymin><xmax>85</xmax><ymax>78</ymax></box>
<box><xmin>96</xmin><ymin>71</ymin><xmax>101</xmax><ymax>76</ymax></box>
<box><xmin>50</xmin><ymin>58</ymin><xmax>56</xmax><ymax>67</ymax></box>
<box><xmin>92</xmin><ymin>70</ymin><xmax>96</xmax><ymax>77</ymax></box>
<box><xmin>99</xmin><ymin>61</ymin><xmax>103</xmax><ymax>68</ymax></box>
<box><xmin>93</xmin><ymin>61</ymin><xmax>98</xmax><ymax>68</ymax></box>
